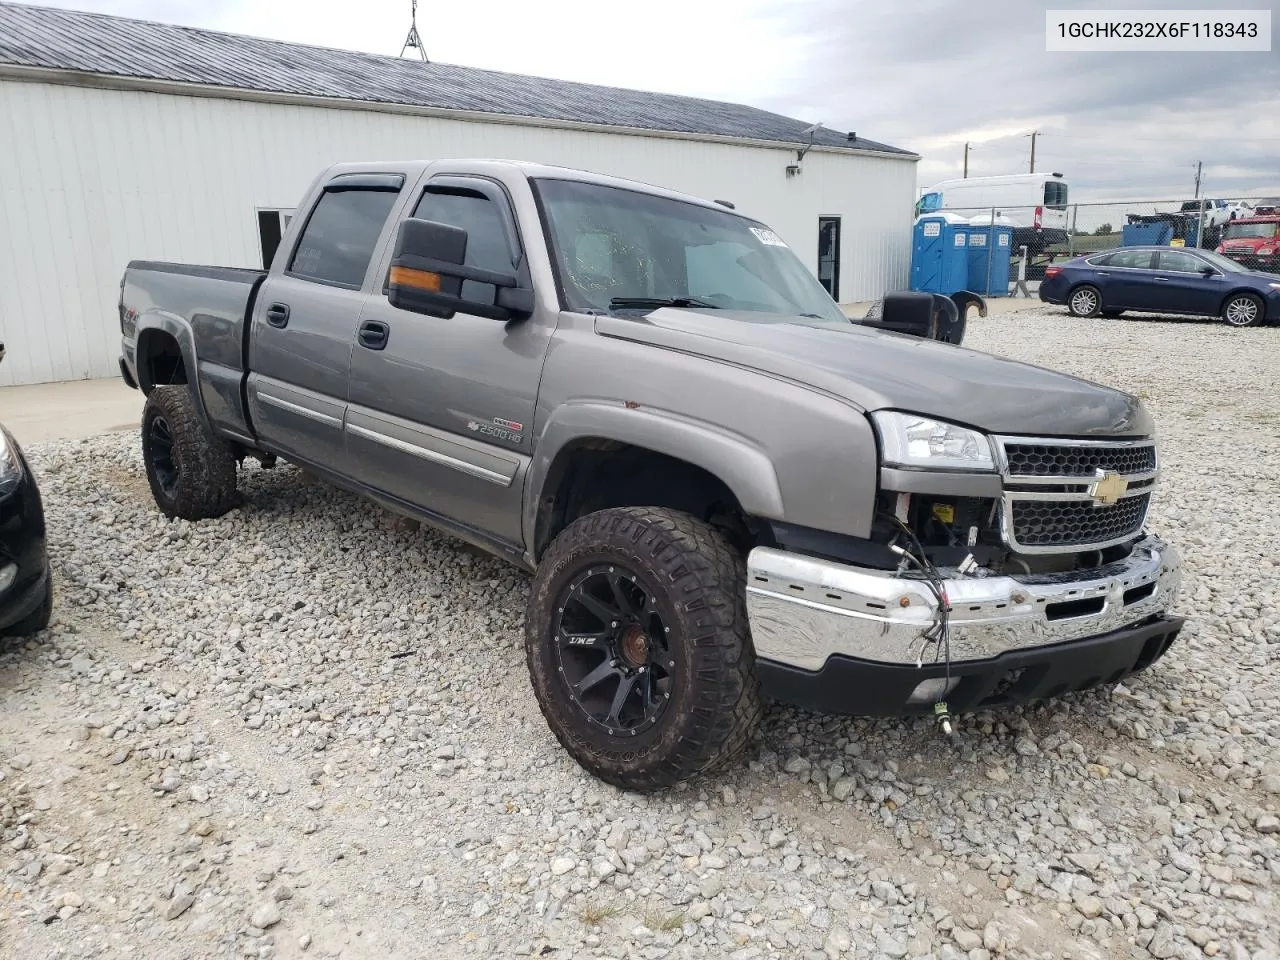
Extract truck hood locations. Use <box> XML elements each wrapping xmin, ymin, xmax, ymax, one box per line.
<box><xmin>596</xmin><ymin>309</ymin><xmax>1152</xmax><ymax>437</ymax></box>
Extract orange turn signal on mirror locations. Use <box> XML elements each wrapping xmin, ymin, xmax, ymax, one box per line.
<box><xmin>389</xmin><ymin>266</ymin><xmax>442</xmax><ymax>292</ymax></box>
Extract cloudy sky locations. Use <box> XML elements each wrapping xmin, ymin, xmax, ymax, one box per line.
<box><xmin>26</xmin><ymin>0</ymin><xmax>1280</xmax><ymax>202</ymax></box>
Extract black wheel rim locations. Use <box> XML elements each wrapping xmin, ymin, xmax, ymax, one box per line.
<box><xmin>146</xmin><ymin>414</ymin><xmax>180</xmax><ymax>499</ymax></box>
<box><xmin>553</xmin><ymin>565</ymin><xmax>675</xmax><ymax>737</ymax></box>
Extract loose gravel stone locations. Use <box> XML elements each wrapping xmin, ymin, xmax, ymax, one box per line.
<box><xmin>250</xmin><ymin>903</ymin><xmax>282</xmax><ymax>929</ymax></box>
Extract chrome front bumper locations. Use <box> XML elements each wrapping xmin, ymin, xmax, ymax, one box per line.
<box><xmin>745</xmin><ymin>536</ymin><xmax>1180</xmax><ymax>672</ymax></box>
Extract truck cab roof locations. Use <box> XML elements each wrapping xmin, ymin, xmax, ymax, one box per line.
<box><xmin>316</xmin><ymin>158</ymin><xmax>734</xmax><ymax>215</ymax></box>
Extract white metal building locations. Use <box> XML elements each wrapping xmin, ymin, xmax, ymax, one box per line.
<box><xmin>0</xmin><ymin>2</ymin><xmax>917</xmax><ymax>387</ymax></box>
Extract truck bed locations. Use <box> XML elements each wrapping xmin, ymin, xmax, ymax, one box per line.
<box><xmin>120</xmin><ymin>261</ymin><xmax>266</xmax><ymax>442</ymax></box>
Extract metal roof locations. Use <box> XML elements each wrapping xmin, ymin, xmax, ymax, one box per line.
<box><xmin>0</xmin><ymin>2</ymin><xmax>914</xmax><ymax>157</ymax></box>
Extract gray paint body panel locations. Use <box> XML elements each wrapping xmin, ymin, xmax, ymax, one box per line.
<box><xmin>118</xmin><ymin>158</ymin><xmax>1158</xmax><ymax>573</ymax></box>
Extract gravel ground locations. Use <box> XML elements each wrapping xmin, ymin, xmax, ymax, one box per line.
<box><xmin>2</xmin><ymin>307</ymin><xmax>1278</xmax><ymax>960</ymax></box>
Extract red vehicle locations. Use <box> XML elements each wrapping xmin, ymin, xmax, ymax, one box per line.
<box><xmin>1216</xmin><ymin>216</ymin><xmax>1280</xmax><ymax>272</ymax></box>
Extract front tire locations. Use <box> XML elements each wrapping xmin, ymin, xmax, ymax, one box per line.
<box><xmin>1068</xmin><ymin>285</ymin><xmax>1102</xmax><ymax>317</ymax></box>
<box><xmin>1222</xmin><ymin>292</ymin><xmax>1264</xmax><ymax>328</ymax></box>
<box><xmin>141</xmin><ymin>386</ymin><xmax>238</xmax><ymax>520</ymax></box>
<box><xmin>2</xmin><ymin>565</ymin><xmax>52</xmax><ymax>637</ymax></box>
<box><xmin>525</xmin><ymin>507</ymin><xmax>762</xmax><ymax>791</ymax></box>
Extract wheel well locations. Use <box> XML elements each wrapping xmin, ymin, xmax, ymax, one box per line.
<box><xmin>136</xmin><ymin>329</ymin><xmax>187</xmax><ymax>394</ymax></box>
<box><xmin>1067</xmin><ymin>282</ymin><xmax>1101</xmax><ymax>305</ymax></box>
<box><xmin>534</xmin><ymin>441</ymin><xmax>752</xmax><ymax>561</ymax></box>
<box><xmin>1221</xmin><ymin>288</ymin><xmax>1264</xmax><ymax>307</ymax></box>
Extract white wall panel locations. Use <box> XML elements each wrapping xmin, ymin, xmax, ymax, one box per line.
<box><xmin>0</xmin><ymin>79</ymin><xmax>915</xmax><ymax>386</ymax></box>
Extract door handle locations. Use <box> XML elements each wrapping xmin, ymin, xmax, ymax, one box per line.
<box><xmin>265</xmin><ymin>302</ymin><xmax>290</xmax><ymax>328</ymax></box>
<box><xmin>358</xmin><ymin>320</ymin><xmax>389</xmax><ymax>351</ymax></box>
<box><xmin>1153</xmin><ymin>277</ymin><xmax>1170</xmax><ymax>282</ymax></box>
<box><xmin>1095</xmin><ymin>272</ymin><xmax>1109</xmax><ymax>276</ymax></box>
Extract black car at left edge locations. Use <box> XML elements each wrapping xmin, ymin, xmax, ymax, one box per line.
<box><xmin>0</xmin><ymin>343</ymin><xmax>52</xmax><ymax>637</ymax></box>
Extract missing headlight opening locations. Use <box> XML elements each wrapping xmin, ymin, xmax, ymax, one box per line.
<box><xmin>873</xmin><ymin>490</ymin><xmax>1137</xmax><ymax>578</ymax></box>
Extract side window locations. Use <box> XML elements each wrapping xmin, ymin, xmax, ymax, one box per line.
<box><xmin>1107</xmin><ymin>250</ymin><xmax>1154</xmax><ymax>269</ymax></box>
<box><xmin>1158</xmin><ymin>250</ymin><xmax>1203</xmax><ymax>273</ymax></box>
<box><xmin>412</xmin><ymin>188</ymin><xmax>515</xmax><ymax>302</ymax></box>
<box><xmin>289</xmin><ymin>188</ymin><xmax>399</xmax><ymax>288</ymax></box>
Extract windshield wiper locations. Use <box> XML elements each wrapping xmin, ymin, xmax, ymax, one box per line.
<box><xmin>609</xmin><ymin>296</ymin><xmax>721</xmax><ymax>311</ymax></box>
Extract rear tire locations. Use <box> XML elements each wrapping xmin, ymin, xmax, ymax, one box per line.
<box><xmin>2</xmin><ymin>565</ymin><xmax>52</xmax><ymax>637</ymax></box>
<box><xmin>525</xmin><ymin>507</ymin><xmax>762</xmax><ymax>791</ymax></box>
<box><xmin>1068</xmin><ymin>285</ymin><xmax>1102</xmax><ymax>318</ymax></box>
<box><xmin>141</xmin><ymin>386</ymin><xmax>238</xmax><ymax>520</ymax></box>
<box><xmin>1222</xmin><ymin>292</ymin><xmax>1264</xmax><ymax>328</ymax></box>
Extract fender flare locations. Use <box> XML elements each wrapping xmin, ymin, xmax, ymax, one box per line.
<box><xmin>134</xmin><ymin>313</ymin><xmax>213</xmax><ymax>429</ymax></box>
<box><xmin>523</xmin><ymin>400</ymin><xmax>785</xmax><ymax>561</ymax></box>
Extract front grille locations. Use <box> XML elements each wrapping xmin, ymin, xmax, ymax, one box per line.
<box><xmin>1010</xmin><ymin>494</ymin><xmax>1151</xmax><ymax>548</ymax></box>
<box><xmin>1003</xmin><ymin>442</ymin><xmax>1156</xmax><ymax>477</ymax></box>
<box><xmin>996</xmin><ymin>436</ymin><xmax>1158</xmax><ymax>553</ymax></box>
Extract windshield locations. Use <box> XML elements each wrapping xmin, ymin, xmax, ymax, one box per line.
<box><xmin>1224</xmin><ymin>222</ymin><xmax>1278</xmax><ymax>240</ymax></box>
<box><xmin>1196</xmin><ymin>250</ymin><xmax>1247</xmax><ymax>272</ymax></box>
<box><xmin>534</xmin><ymin>178</ymin><xmax>848</xmax><ymax>323</ymax></box>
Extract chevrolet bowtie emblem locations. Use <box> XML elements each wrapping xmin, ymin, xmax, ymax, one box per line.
<box><xmin>1089</xmin><ymin>469</ymin><xmax>1128</xmax><ymax>506</ymax></box>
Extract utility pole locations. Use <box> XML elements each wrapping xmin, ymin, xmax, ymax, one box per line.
<box><xmin>1193</xmin><ymin>160</ymin><xmax>1203</xmax><ymax>199</ymax></box>
<box><xmin>963</xmin><ymin>142</ymin><xmax>970</xmax><ymax>178</ymax></box>
<box><xmin>1028</xmin><ymin>130</ymin><xmax>1038</xmax><ymax>174</ymax></box>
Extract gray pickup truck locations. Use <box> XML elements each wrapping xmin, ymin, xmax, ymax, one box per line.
<box><xmin>118</xmin><ymin>160</ymin><xmax>1183</xmax><ymax>790</ymax></box>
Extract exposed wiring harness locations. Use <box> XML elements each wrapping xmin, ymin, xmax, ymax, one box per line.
<box><xmin>881</xmin><ymin>513</ymin><xmax>956</xmax><ymax>738</ymax></box>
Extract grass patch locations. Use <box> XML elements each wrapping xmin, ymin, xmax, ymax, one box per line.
<box><xmin>580</xmin><ymin>903</ymin><xmax>621</xmax><ymax>925</ymax></box>
<box><xmin>645</xmin><ymin>909</ymin><xmax>687</xmax><ymax>932</ymax></box>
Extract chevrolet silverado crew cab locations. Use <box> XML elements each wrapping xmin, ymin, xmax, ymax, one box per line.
<box><xmin>118</xmin><ymin>160</ymin><xmax>1183</xmax><ymax>791</ymax></box>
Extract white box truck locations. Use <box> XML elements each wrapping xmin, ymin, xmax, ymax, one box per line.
<box><xmin>915</xmin><ymin>173</ymin><xmax>1070</xmax><ymax>252</ymax></box>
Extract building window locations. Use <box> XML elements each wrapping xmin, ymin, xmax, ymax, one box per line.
<box><xmin>257</xmin><ymin>209</ymin><xmax>294</xmax><ymax>270</ymax></box>
<box><xmin>817</xmin><ymin>217</ymin><xmax>841</xmax><ymax>301</ymax></box>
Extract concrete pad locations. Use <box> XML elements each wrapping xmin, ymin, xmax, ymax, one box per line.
<box><xmin>0</xmin><ymin>377</ymin><xmax>143</xmax><ymax>445</ymax></box>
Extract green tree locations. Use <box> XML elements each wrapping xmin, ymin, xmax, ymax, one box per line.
<box><xmin>1093</xmin><ymin>223</ymin><xmax>1113</xmax><ymax>236</ymax></box>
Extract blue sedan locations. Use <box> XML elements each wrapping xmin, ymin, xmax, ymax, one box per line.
<box><xmin>1039</xmin><ymin>246</ymin><xmax>1280</xmax><ymax>327</ymax></box>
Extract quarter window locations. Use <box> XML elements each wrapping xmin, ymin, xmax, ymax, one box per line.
<box><xmin>289</xmin><ymin>188</ymin><xmax>400</xmax><ymax>288</ymax></box>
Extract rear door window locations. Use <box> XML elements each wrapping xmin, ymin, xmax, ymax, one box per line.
<box><xmin>289</xmin><ymin>187</ymin><xmax>401</xmax><ymax>289</ymax></box>
<box><xmin>1098</xmin><ymin>250</ymin><xmax>1154</xmax><ymax>269</ymax></box>
<box><xmin>1043</xmin><ymin>181</ymin><xmax>1069</xmax><ymax>209</ymax></box>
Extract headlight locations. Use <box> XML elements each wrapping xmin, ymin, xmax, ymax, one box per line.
<box><xmin>0</xmin><ymin>430</ymin><xmax>21</xmax><ymax>498</ymax></box>
<box><xmin>872</xmin><ymin>411</ymin><xmax>995</xmax><ymax>471</ymax></box>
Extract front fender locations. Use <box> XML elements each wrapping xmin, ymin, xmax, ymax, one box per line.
<box><xmin>524</xmin><ymin>400</ymin><xmax>785</xmax><ymax>559</ymax></box>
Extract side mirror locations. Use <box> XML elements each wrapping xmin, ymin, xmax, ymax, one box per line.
<box><xmin>1200</xmin><ymin>266</ymin><xmax>1215</xmax><ymax>277</ymax></box>
<box><xmin>861</xmin><ymin>292</ymin><xmax>967</xmax><ymax>345</ymax></box>
<box><xmin>388</xmin><ymin>218</ymin><xmax>534</xmax><ymax>322</ymax></box>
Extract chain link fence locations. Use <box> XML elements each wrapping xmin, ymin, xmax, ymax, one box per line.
<box><xmin>925</xmin><ymin>196</ymin><xmax>1280</xmax><ymax>296</ymax></box>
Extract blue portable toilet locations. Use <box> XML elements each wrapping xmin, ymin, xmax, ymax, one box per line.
<box><xmin>966</xmin><ymin>216</ymin><xmax>1015</xmax><ymax>296</ymax></box>
<box><xmin>911</xmin><ymin>213</ymin><xmax>972</xmax><ymax>294</ymax></box>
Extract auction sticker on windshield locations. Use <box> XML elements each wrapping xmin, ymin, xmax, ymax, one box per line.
<box><xmin>750</xmin><ymin>227</ymin><xmax>789</xmax><ymax>247</ymax></box>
